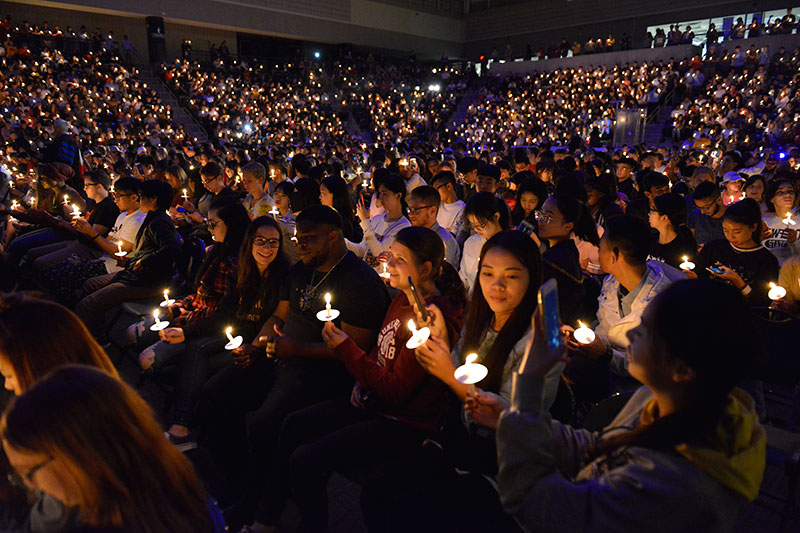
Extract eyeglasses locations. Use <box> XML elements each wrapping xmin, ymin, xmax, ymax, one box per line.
<box><xmin>207</xmin><ymin>219</ymin><xmax>221</xmax><ymax>230</ymax></box>
<box><xmin>7</xmin><ymin>456</ymin><xmax>53</xmax><ymax>491</ymax></box>
<box><xmin>433</xmin><ymin>183</ymin><xmax>449</xmax><ymax>191</ymax></box>
<box><xmin>407</xmin><ymin>205</ymin><xmax>435</xmax><ymax>214</ymax></box>
<box><xmin>252</xmin><ymin>236</ymin><xmax>281</xmax><ymax>249</ymax></box>
<box><xmin>201</xmin><ymin>175</ymin><xmax>219</xmax><ymax>185</ymax></box>
<box><xmin>534</xmin><ymin>211</ymin><xmax>562</xmax><ymax>224</ymax></box>
<box><xmin>695</xmin><ymin>199</ymin><xmax>718</xmax><ymax>213</ymax></box>
<box><xmin>470</xmin><ymin>220</ymin><xmax>488</xmax><ymax>232</ymax></box>
<box><xmin>83</xmin><ymin>182</ymin><xmax>100</xmax><ymax>189</ymax></box>
<box><xmin>112</xmin><ymin>192</ymin><xmax>136</xmax><ymax>199</ymax></box>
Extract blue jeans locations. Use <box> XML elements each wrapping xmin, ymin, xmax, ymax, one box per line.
<box><xmin>6</xmin><ymin>228</ymin><xmax>71</xmax><ymax>265</ymax></box>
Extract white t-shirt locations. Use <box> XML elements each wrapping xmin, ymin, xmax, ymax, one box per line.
<box><xmin>438</xmin><ymin>199</ymin><xmax>466</xmax><ymax>237</ymax></box>
<box><xmin>763</xmin><ymin>212</ymin><xmax>800</xmax><ymax>265</ymax></box>
<box><xmin>459</xmin><ymin>233</ymin><xmax>486</xmax><ymax>294</ymax></box>
<box><xmin>404</xmin><ymin>173</ymin><xmax>427</xmax><ymax>196</ymax></box>
<box><xmin>103</xmin><ymin>209</ymin><xmax>147</xmax><ymax>273</ymax></box>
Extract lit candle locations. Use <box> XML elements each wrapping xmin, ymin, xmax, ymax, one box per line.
<box><xmin>160</xmin><ymin>288</ymin><xmax>175</xmax><ymax>307</ymax></box>
<box><xmin>150</xmin><ymin>309</ymin><xmax>169</xmax><ymax>331</ymax></box>
<box><xmin>115</xmin><ymin>240</ymin><xmax>127</xmax><ymax>257</ymax></box>
<box><xmin>71</xmin><ymin>204</ymin><xmax>81</xmax><ymax>219</ymax></box>
<box><xmin>291</xmin><ymin>227</ymin><xmax>297</xmax><ymax>242</ymax></box>
<box><xmin>453</xmin><ymin>353</ymin><xmax>488</xmax><ymax>394</ymax></box>
<box><xmin>679</xmin><ymin>255</ymin><xmax>695</xmax><ymax>271</ymax></box>
<box><xmin>182</xmin><ymin>188</ymin><xmax>188</xmax><ymax>200</ymax></box>
<box><xmin>224</xmin><ymin>325</ymin><xmax>243</xmax><ymax>350</ymax></box>
<box><xmin>380</xmin><ymin>262</ymin><xmax>390</xmax><ymax>280</ymax></box>
<box><xmin>268</xmin><ymin>206</ymin><xmax>280</xmax><ymax>219</ymax></box>
<box><xmin>783</xmin><ymin>212</ymin><xmax>796</xmax><ymax>226</ymax></box>
<box><xmin>768</xmin><ymin>282</ymin><xmax>787</xmax><ymax>301</ymax></box>
<box><xmin>405</xmin><ymin>319</ymin><xmax>431</xmax><ymax>349</ymax></box>
<box><xmin>63</xmin><ymin>194</ymin><xmax>69</xmax><ymax>206</ymax></box>
<box><xmin>10</xmin><ymin>200</ymin><xmax>19</xmax><ymax>210</ymax></box>
<box><xmin>316</xmin><ymin>292</ymin><xmax>340</xmax><ymax>322</ymax></box>
<box><xmin>573</xmin><ymin>320</ymin><xmax>596</xmax><ymax>345</ymax></box>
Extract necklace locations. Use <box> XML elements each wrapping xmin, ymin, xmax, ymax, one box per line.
<box><xmin>299</xmin><ymin>252</ymin><xmax>348</xmax><ymax>311</ymax></box>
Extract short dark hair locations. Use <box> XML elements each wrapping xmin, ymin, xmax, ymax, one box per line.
<box><xmin>693</xmin><ymin>181</ymin><xmax>721</xmax><ymax>202</ymax></box>
<box><xmin>85</xmin><ymin>169</ymin><xmax>110</xmax><ymax>189</ymax></box>
<box><xmin>603</xmin><ymin>215</ymin><xmax>651</xmax><ymax>266</ymax></box>
<box><xmin>296</xmin><ymin>204</ymin><xmax>343</xmax><ymax>230</ymax></box>
<box><xmin>432</xmin><ymin>171</ymin><xmax>455</xmax><ymax>187</ymax></box>
<box><xmin>458</xmin><ymin>157</ymin><xmax>480</xmax><ymax>174</ymax></box>
<box><xmin>138</xmin><ymin>179</ymin><xmax>173</xmax><ymax>211</ymax></box>
<box><xmin>113</xmin><ymin>177</ymin><xmax>140</xmax><ymax>195</ymax></box>
<box><xmin>641</xmin><ymin>171</ymin><xmax>670</xmax><ymax>193</ymax></box>
<box><xmin>409</xmin><ymin>185</ymin><xmax>441</xmax><ymax>208</ymax></box>
<box><xmin>478</xmin><ymin>164</ymin><xmax>501</xmax><ymax>182</ymax></box>
<box><xmin>201</xmin><ymin>161</ymin><xmax>222</xmax><ymax>179</ymax></box>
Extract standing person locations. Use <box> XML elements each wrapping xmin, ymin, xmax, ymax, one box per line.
<box><xmin>2</xmin><ymin>366</ymin><xmax>225</xmax><ymax>532</ymax></box>
<box><xmin>243</xmin><ymin>227</ymin><xmax>466</xmax><ymax>532</ymax></box>
<box><xmin>75</xmin><ymin>180</ymin><xmax>181</xmax><ymax>339</ymax></box>
<box><xmin>460</xmin><ymin>192</ymin><xmax>511</xmax><ymax>293</ymax></box>
<box><xmin>497</xmin><ymin>280</ymin><xmax>765</xmax><ymax>532</ymax></box>
<box><xmin>42</xmin><ymin>119</ymin><xmax>81</xmax><ymax>186</ymax></box>
<box><xmin>761</xmin><ymin>179</ymin><xmax>799</xmax><ymax>265</ymax></box>
<box><xmin>648</xmin><ymin>192</ymin><xmax>698</xmax><ymax>269</ymax></box>
<box><xmin>407</xmin><ymin>185</ymin><xmax>460</xmax><ymax>267</ymax></box>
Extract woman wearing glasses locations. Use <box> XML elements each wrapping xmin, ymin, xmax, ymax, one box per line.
<box><xmin>121</xmin><ymin>201</ymin><xmax>253</xmax><ymax>448</ymax></box>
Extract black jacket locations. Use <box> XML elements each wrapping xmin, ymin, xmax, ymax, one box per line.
<box><xmin>113</xmin><ymin>210</ymin><xmax>181</xmax><ymax>287</ymax></box>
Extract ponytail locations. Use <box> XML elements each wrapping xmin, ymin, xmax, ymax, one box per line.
<box><xmin>549</xmin><ymin>194</ymin><xmax>599</xmax><ymax>246</ymax></box>
<box><xmin>434</xmin><ymin>261</ymin><xmax>467</xmax><ymax>311</ymax></box>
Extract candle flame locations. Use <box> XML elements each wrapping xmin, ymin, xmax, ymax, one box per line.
<box><xmin>325</xmin><ymin>293</ymin><xmax>331</xmax><ymax>304</ymax></box>
<box><xmin>769</xmin><ymin>282</ymin><xmax>776</xmax><ymax>289</ymax></box>
<box><xmin>682</xmin><ymin>256</ymin><xmax>688</xmax><ymax>262</ymax></box>
<box><xmin>153</xmin><ymin>309</ymin><xmax>159</xmax><ymax>319</ymax></box>
<box><xmin>578</xmin><ymin>320</ymin><xmax>586</xmax><ymax>329</ymax></box>
<box><xmin>225</xmin><ymin>326</ymin><xmax>232</xmax><ymax>335</ymax></box>
<box><xmin>465</xmin><ymin>353</ymin><xmax>478</xmax><ymax>365</ymax></box>
<box><xmin>407</xmin><ymin>319</ymin><xmax>417</xmax><ymax>333</ymax></box>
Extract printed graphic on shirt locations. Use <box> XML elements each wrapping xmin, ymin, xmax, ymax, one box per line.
<box><xmin>377</xmin><ymin>318</ymin><xmax>401</xmax><ymax>366</ymax></box>
<box><xmin>764</xmin><ymin>227</ymin><xmax>791</xmax><ymax>250</ymax></box>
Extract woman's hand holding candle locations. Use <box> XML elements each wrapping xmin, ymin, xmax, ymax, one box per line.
<box><xmin>415</xmin><ymin>335</ymin><xmax>456</xmax><ymax>382</ymax></box>
<box><xmin>464</xmin><ymin>391</ymin><xmax>509</xmax><ymax>430</ymax></box>
<box><xmin>159</xmin><ymin>327</ymin><xmax>185</xmax><ymax>344</ymax></box>
<box><xmin>321</xmin><ymin>321</ymin><xmax>349</xmax><ymax>350</ymax></box>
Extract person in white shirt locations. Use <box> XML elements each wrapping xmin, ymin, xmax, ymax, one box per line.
<box><xmin>432</xmin><ymin>171</ymin><xmax>467</xmax><ymax>243</ymax></box>
<box><xmin>350</xmin><ymin>175</ymin><xmax>410</xmax><ymax>265</ymax></box>
<box><xmin>407</xmin><ymin>185</ymin><xmax>460</xmax><ymax>268</ymax></box>
<box><xmin>399</xmin><ymin>157</ymin><xmax>427</xmax><ymax>198</ymax></box>
<box><xmin>459</xmin><ymin>192</ymin><xmax>510</xmax><ymax>293</ymax></box>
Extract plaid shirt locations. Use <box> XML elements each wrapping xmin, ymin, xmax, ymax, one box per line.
<box><xmin>174</xmin><ymin>254</ymin><xmax>238</xmax><ymax>326</ymax></box>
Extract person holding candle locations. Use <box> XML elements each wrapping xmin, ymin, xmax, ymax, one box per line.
<box><xmin>460</xmin><ymin>192</ymin><xmax>511</xmax><ymax>294</ymax></box>
<box><xmin>242</xmin><ymin>226</ymin><xmax>466</xmax><ymax>532</ymax></box>
<box><xmin>200</xmin><ymin>206</ymin><xmax>389</xmax><ymax>519</ymax></box>
<box><xmin>761</xmin><ymin>179</ymin><xmax>799</xmax><ymax>265</ymax></box>
<box><xmin>350</xmin><ymin>174</ymin><xmax>410</xmax><ymax>267</ymax></box>
<box><xmin>75</xmin><ymin>179</ymin><xmax>181</xmax><ymax>339</ymax></box>
<box><xmin>496</xmin><ymin>280</ymin><xmax>765</xmax><ymax>532</ymax></box>
<box><xmin>690</xmin><ymin>199</ymin><xmax>779</xmax><ymax>307</ymax></box>
<box><xmin>2</xmin><ymin>366</ymin><xmax>227</xmax><ymax>532</ymax></box>
<box><xmin>23</xmin><ymin>169</ymin><xmax>120</xmax><ymax>272</ymax></box>
<box><xmin>360</xmin><ymin>231</ymin><xmax>554</xmax><ymax>532</ymax></box>
<box><xmin>38</xmin><ymin>177</ymin><xmax>145</xmax><ymax>306</ymax></box>
<box><xmin>648</xmin><ymin>192</ymin><xmax>698</xmax><ymax>270</ymax></box>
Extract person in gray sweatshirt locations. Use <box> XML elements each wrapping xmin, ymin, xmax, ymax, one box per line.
<box><xmin>496</xmin><ymin>279</ymin><xmax>766</xmax><ymax>532</ymax></box>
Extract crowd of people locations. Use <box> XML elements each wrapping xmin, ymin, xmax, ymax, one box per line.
<box><xmin>0</xmin><ymin>8</ymin><xmax>799</xmax><ymax>533</ymax></box>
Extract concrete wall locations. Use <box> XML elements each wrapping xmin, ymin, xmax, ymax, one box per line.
<box><xmin>1</xmin><ymin>0</ymin><xmax>464</xmax><ymax>59</ymax></box>
<box><xmin>464</xmin><ymin>0</ymin><xmax>800</xmax><ymax>59</ymax></box>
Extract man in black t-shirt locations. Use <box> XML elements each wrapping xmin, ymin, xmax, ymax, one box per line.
<box><xmin>26</xmin><ymin>168</ymin><xmax>120</xmax><ymax>271</ymax></box>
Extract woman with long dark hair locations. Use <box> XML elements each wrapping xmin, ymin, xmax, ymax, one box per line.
<box><xmin>510</xmin><ymin>178</ymin><xmax>548</xmax><ymax>228</ymax></box>
<box><xmin>351</xmin><ymin>174</ymin><xmax>411</xmax><ymax>267</ymax></box>
<box><xmin>362</xmin><ymin>231</ymin><xmax>561</xmax><ymax>532</ymax></box>
<box><xmin>241</xmin><ymin>226</ymin><xmax>467</xmax><ymax>531</ymax></box>
<box><xmin>320</xmin><ymin>175</ymin><xmax>362</xmax><ymax>243</ymax></box>
<box><xmin>497</xmin><ymin>280</ymin><xmax>765</xmax><ymax>531</ymax></box>
<box><xmin>460</xmin><ymin>192</ymin><xmax>511</xmax><ymax>293</ymax></box>
<box><xmin>649</xmin><ymin>192</ymin><xmax>698</xmax><ymax>269</ymax></box>
<box><xmin>2</xmin><ymin>366</ymin><xmax>224</xmax><ymax>532</ymax></box>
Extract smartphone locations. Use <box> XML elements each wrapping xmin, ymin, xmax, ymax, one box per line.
<box><xmin>136</xmin><ymin>163</ymin><xmax>144</xmax><ymax>175</ymax></box>
<box><xmin>707</xmin><ymin>266</ymin><xmax>724</xmax><ymax>275</ymax></box>
<box><xmin>537</xmin><ymin>279</ymin><xmax>565</xmax><ymax>351</ymax></box>
<box><xmin>517</xmin><ymin>220</ymin><xmax>536</xmax><ymax>237</ymax></box>
<box><xmin>176</xmin><ymin>206</ymin><xmax>187</xmax><ymax>213</ymax></box>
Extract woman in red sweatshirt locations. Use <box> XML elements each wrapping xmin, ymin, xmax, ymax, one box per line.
<box><xmin>240</xmin><ymin>226</ymin><xmax>466</xmax><ymax>533</ymax></box>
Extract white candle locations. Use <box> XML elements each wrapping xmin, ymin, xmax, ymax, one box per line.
<box><xmin>10</xmin><ymin>200</ymin><xmax>19</xmax><ymax>210</ymax></box>
<box><xmin>769</xmin><ymin>282</ymin><xmax>787</xmax><ymax>301</ymax></box>
<box><xmin>224</xmin><ymin>325</ymin><xmax>243</xmax><ymax>350</ymax></box>
<box><xmin>71</xmin><ymin>204</ymin><xmax>81</xmax><ymax>219</ymax></box>
<box><xmin>159</xmin><ymin>288</ymin><xmax>174</xmax><ymax>307</ymax></box>
<box><xmin>149</xmin><ymin>309</ymin><xmax>169</xmax><ymax>331</ymax></box>
<box><xmin>783</xmin><ymin>212</ymin><xmax>796</xmax><ymax>226</ymax></box>
<box><xmin>573</xmin><ymin>320</ymin><xmax>596</xmax><ymax>345</ymax></box>
<box><xmin>291</xmin><ymin>227</ymin><xmax>297</xmax><ymax>242</ymax></box>
<box><xmin>269</xmin><ymin>206</ymin><xmax>280</xmax><ymax>219</ymax></box>
<box><xmin>114</xmin><ymin>240</ymin><xmax>127</xmax><ymax>257</ymax></box>
<box><xmin>153</xmin><ymin>309</ymin><xmax>161</xmax><ymax>327</ymax></box>
<box><xmin>453</xmin><ymin>353</ymin><xmax>488</xmax><ymax>394</ymax></box>
<box><xmin>182</xmin><ymin>188</ymin><xmax>188</xmax><ymax>200</ymax></box>
<box><xmin>405</xmin><ymin>319</ymin><xmax>431</xmax><ymax>349</ymax></box>
<box><xmin>679</xmin><ymin>255</ymin><xmax>695</xmax><ymax>271</ymax></box>
<box><xmin>380</xmin><ymin>262</ymin><xmax>390</xmax><ymax>280</ymax></box>
<box><xmin>63</xmin><ymin>194</ymin><xmax>69</xmax><ymax>206</ymax></box>
<box><xmin>316</xmin><ymin>292</ymin><xmax>340</xmax><ymax>322</ymax></box>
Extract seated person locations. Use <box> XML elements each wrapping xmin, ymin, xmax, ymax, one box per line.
<box><xmin>688</xmin><ymin>181</ymin><xmax>726</xmax><ymax>247</ymax></box>
<box><xmin>241</xmin><ymin>162</ymin><xmax>274</xmax><ymax>220</ymax></box>
<box><xmin>497</xmin><ymin>280</ymin><xmax>765</xmax><ymax>532</ymax></box>
<box><xmin>23</xmin><ymin>169</ymin><xmax>119</xmax><ymax>272</ymax></box>
<box><xmin>75</xmin><ymin>180</ymin><xmax>181</xmax><ymax>339</ymax></box>
<box><xmin>407</xmin><ymin>185</ymin><xmax>460</xmax><ymax>267</ymax></box>
<box><xmin>350</xmin><ymin>175</ymin><xmax>411</xmax><ymax>267</ymax></box>
<box><xmin>460</xmin><ymin>192</ymin><xmax>511</xmax><ymax>293</ymax></box>
<box><xmin>761</xmin><ymin>178</ymin><xmax>799</xmax><ymax>265</ymax></box>
<box><xmin>648</xmin><ymin>192</ymin><xmax>698</xmax><ymax>269</ymax></box>
<box><xmin>39</xmin><ymin>177</ymin><xmax>145</xmax><ymax>307</ymax></box>
<box><xmin>691</xmin><ymin>199</ymin><xmax>779</xmax><ymax>308</ymax></box>
<box><xmin>243</xmin><ymin>226</ymin><xmax>467</xmax><ymax>532</ymax></box>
